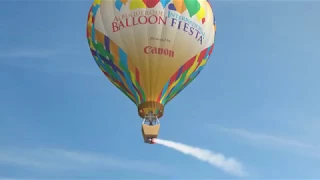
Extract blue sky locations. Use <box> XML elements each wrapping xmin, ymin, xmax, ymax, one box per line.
<box><xmin>1</xmin><ymin>0</ymin><xmax>320</xmax><ymax>179</ymax></box>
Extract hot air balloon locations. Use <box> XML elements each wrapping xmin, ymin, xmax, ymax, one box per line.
<box><xmin>87</xmin><ymin>0</ymin><xmax>216</xmax><ymax>143</ymax></box>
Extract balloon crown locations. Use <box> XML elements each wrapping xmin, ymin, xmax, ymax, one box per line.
<box><xmin>113</xmin><ymin>0</ymin><xmax>207</xmax><ymax>24</ymax></box>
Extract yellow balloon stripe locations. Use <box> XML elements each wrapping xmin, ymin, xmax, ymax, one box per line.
<box><xmin>159</xmin><ymin>74</ymin><xmax>184</xmax><ymax>103</ymax></box>
<box><xmin>183</xmin><ymin>54</ymin><xmax>200</xmax><ymax>84</ymax></box>
<box><xmin>196</xmin><ymin>6</ymin><xmax>205</xmax><ymax>20</ymax></box>
<box><xmin>129</xmin><ymin>0</ymin><xmax>146</xmax><ymax>9</ymax></box>
<box><xmin>110</xmin><ymin>40</ymin><xmax>119</xmax><ymax>65</ymax></box>
<box><xmin>93</xmin><ymin>0</ymin><xmax>100</xmax><ymax>6</ymax></box>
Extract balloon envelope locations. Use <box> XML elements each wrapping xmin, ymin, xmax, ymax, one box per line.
<box><xmin>87</xmin><ymin>0</ymin><xmax>216</xmax><ymax>119</ymax></box>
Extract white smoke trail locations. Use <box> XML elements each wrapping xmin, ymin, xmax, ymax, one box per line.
<box><xmin>154</xmin><ymin>139</ymin><xmax>247</xmax><ymax>177</ymax></box>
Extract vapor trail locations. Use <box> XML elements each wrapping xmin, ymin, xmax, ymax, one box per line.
<box><xmin>154</xmin><ymin>139</ymin><xmax>247</xmax><ymax>177</ymax></box>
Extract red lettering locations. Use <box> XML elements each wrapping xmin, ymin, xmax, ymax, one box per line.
<box><xmin>138</xmin><ymin>16</ymin><xmax>147</xmax><ymax>24</ymax></box>
<box><xmin>119</xmin><ymin>21</ymin><xmax>125</xmax><ymax>29</ymax></box>
<box><xmin>125</xmin><ymin>18</ymin><xmax>131</xmax><ymax>27</ymax></box>
<box><xmin>144</xmin><ymin>46</ymin><xmax>174</xmax><ymax>57</ymax></box>
<box><xmin>144</xmin><ymin>46</ymin><xmax>151</xmax><ymax>54</ymax></box>
<box><xmin>149</xmin><ymin>15</ymin><xmax>158</xmax><ymax>24</ymax></box>
<box><xmin>159</xmin><ymin>16</ymin><xmax>167</xmax><ymax>24</ymax></box>
<box><xmin>112</xmin><ymin>22</ymin><xmax>119</xmax><ymax>32</ymax></box>
<box><xmin>111</xmin><ymin>15</ymin><xmax>167</xmax><ymax>32</ymax></box>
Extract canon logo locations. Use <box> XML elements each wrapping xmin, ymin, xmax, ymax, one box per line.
<box><xmin>143</xmin><ymin>46</ymin><xmax>174</xmax><ymax>58</ymax></box>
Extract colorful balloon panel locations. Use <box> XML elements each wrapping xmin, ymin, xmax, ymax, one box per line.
<box><xmin>87</xmin><ymin>0</ymin><xmax>216</xmax><ymax>118</ymax></box>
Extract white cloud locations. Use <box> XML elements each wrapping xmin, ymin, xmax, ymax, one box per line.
<box><xmin>0</xmin><ymin>148</ymin><xmax>172</xmax><ymax>176</ymax></box>
<box><xmin>218</xmin><ymin>127</ymin><xmax>314</xmax><ymax>149</ymax></box>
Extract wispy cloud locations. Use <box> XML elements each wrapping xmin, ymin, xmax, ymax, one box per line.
<box><xmin>0</xmin><ymin>48</ymin><xmax>100</xmax><ymax>76</ymax></box>
<box><xmin>0</xmin><ymin>147</ymin><xmax>172</xmax><ymax>176</ymax></box>
<box><xmin>211</xmin><ymin>125</ymin><xmax>320</xmax><ymax>162</ymax></box>
<box><xmin>218</xmin><ymin>127</ymin><xmax>314</xmax><ymax>149</ymax></box>
<box><xmin>0</xmin><ymin>49</ymin><xmax>57</xmax><ymax>58</ymax></box>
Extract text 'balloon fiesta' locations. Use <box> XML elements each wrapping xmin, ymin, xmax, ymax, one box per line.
<box><xmin>86</xmin><ymin>0</ymin><xmax>216</xmax><ymax>144</ymax></box>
